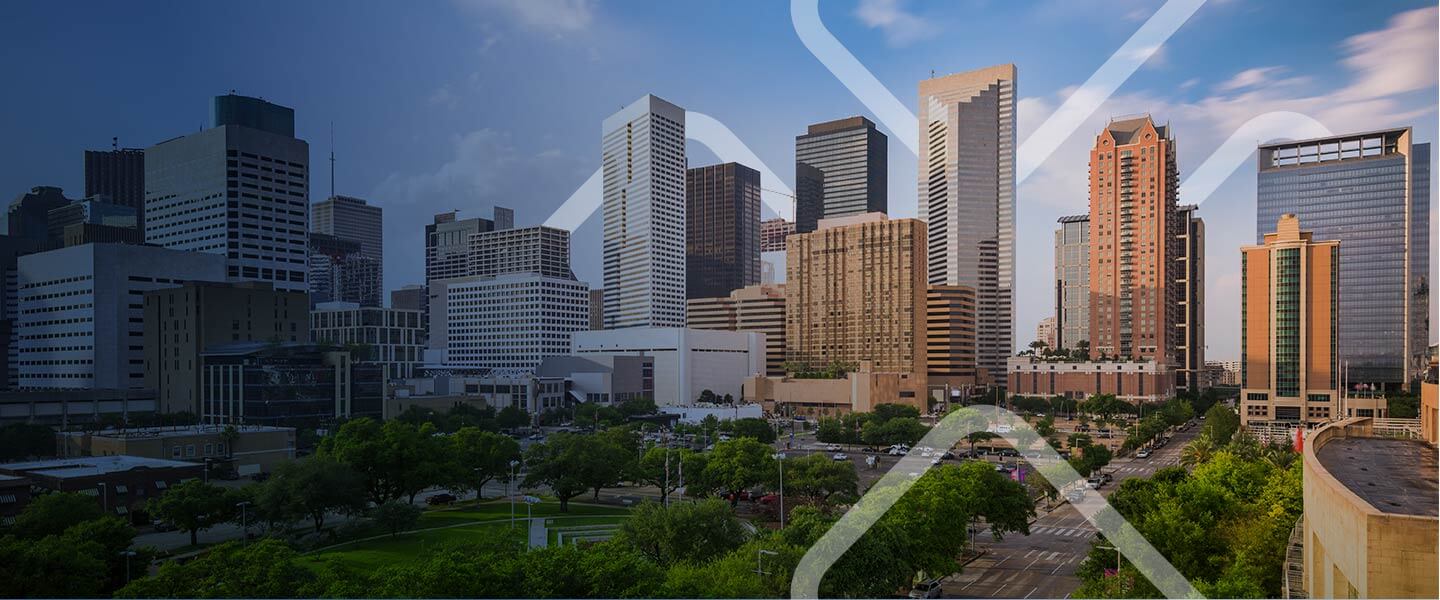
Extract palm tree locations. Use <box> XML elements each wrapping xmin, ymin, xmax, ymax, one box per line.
<box><xmin>1180</xmin><ymin>433</ymin><xmax>1215</xmax><ymax>468</ymax></box>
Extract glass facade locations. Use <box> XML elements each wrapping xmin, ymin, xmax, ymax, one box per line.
<box><xmin>794</xmin><ymin>117</ymin><xmax>887</xmax><ymax>232</ymax></box>
<box><xmin>1274</xmin><ymin>248</ymin><xmax>1300</xmax><ymax>397</ymax></box>
<box><xmin>1054</xmin><ymin>215</ymin><xmax>1089</xmax><ymax>350</ymax></box>
<box><xmin>1257</xmin><ymin>131</ymin><xmax>1429</xmax><ymax>388</ymax></box>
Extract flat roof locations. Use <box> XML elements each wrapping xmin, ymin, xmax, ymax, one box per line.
<box><xmin>59</xmin><ymin>424</ymin><xmax>293</xmax><ymax>440</ymax></box>
<box><xmin>0</xmin><ymin>455</ymin><xmax>199</xmax><ymax>479</ymax></box>
<box><xmin>1316</xmin><ymin>438</ymin><xmax>1438</xmax><ymax>517</ymax></box>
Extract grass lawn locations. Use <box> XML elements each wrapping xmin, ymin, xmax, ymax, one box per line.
<box><xmin>302</xmin><ymin>499</ymin><xmax>630</xmax><ymax>572</ymax></box>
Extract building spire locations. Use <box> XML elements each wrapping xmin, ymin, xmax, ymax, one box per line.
<box><xmin>329</xmin><ymin>122</ymin><xmax>336</xmax><ymax>200</ymax></box>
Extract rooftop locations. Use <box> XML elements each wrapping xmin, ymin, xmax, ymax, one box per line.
<box><xmin>59</xmin><ymin>424</ymin><xmax>293</xmax><ymax>440</ymax></box>
<box><xmin>1316</xmin><ymin>438</ymin><xmax>1438</xmax><ymax>517</ymax></box>
<box><xmin>0</xmin><ymin>455</ymin><xmax>199</xmax><ymax>479</ymax></box>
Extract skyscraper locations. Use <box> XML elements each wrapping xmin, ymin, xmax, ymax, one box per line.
<box><xmin>1054</xmin><ymin>214</ymin><xmax>1090</xmax><ymax>351</ymax></box>
<box><xmin>688</xmin><ymin>283</ymin><xmax>787</xmax><ymax>376</ymax></box>
<box><xmin>794</xmin><ymin>117</ymin><xmax>886</xmax><ymax>234</ymax></box>
<box><xmin>787</xmin><ymin>213</ymin><xmax>927</xmax><ymax>381</ymax></box>
<box><xmin>1257</xmin><ymin>128</ymin><xmax>1430</xmax><ymax>390</ymax></box>
<box><xmin>927</xmin><ymin>284</ymin><xmax>982</xmax><ymax>389</ymax></box>
<box><xmin>1240</xmin><ymin>215</ymin><xmax>1348</xmax><ymax>427</ymax></box>
<box><xmin>601</xmin><ymin>94</ymin><xmax>687</xmax><ymax>329</ymax></box>
<box><xmin>918</xmin><ymin>64</ymin><xmax>1016</xmax><ymax>385</ymax></box>
<box><xmin>311</xmin><ymin>195</ymin><xmax>383</xmax><ymax>304</ymax></box>
<box><xmin>425</xmin><ymin>207</ymin><xmax>511</xmax><ymax>291</ymax></box>
<box><xmin>1176</xmin><ymin>204</ymin><xmax>1205</xmax><ymax>390</ymax></box>
<box><xmin>6</xmin><ymin>186</ymin><xmax>72</xmax><ymax>243</ymax></box>
<box><xmin>467</xmin><ymin>226</ymin><xmax>573</xmax><ymax>279</ymax></box>
<box><xmin>1087</xmin><ymin>115</ymin><xmax>1180</xmax><ymax>366</ymax></box>
<box><xmin>145</xmin><ymin>94</ymin><xmax>309</xmax><ymax>292</ymax></box>
<box><xmin>83</xmin><ymin>148</ymin><xmax>145</xmax><ymax>231</ymax></box>
<box><xmin>309</xmin><ymin>233</ymin><xmax>381</xmax><ymax>307</ymax></box>
<box><xmin>686</xmin><ymin>162</ymin><xmax>761</xmax><ymax>299</ymax></box>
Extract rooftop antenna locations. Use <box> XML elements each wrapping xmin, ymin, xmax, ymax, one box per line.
<box><xmin>329</xmin><ymin>121</ymin><xmax>336</xmax><ymax>200</ymax></box>
<box><xmin>930</xmin><ymin>69</ymin><xmax>935</xmax><ymax>79</ymax></box>
<box><xmin>112</xmin><ymin>136</ymin><xmax>118</xmax><ymax>151</ymax></box>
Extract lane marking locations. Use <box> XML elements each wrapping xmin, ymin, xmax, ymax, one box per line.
<box><xmin>1024</xmin><ymin>586</ymin><xmax>1040</xmax><ymax>599</ymax></box>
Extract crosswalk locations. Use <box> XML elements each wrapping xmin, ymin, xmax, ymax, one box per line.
<box><xmin>1029</xmin><ymin>525</ymin><xmax>1095</xmax><ymax>538</ymax></box>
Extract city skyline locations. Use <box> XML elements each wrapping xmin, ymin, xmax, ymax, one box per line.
<box><xmin>0</xmin><ymin>1</ymin><xmax>1435</xmax><ymax>360</ymax></box>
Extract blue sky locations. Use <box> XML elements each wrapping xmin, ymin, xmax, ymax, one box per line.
<box><xmin>1</xmin><ymin>0</ymin><xmax>1435</xmax><ymax>360</ymax></box>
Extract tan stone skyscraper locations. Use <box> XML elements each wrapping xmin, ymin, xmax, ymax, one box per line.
<box><xmin>1240</xmin><ymin>215</ymin><xmax>1354</xmax><ymax>427</ymax></box>
<box><xmin>919</xmin><ymin>64</ymin><xmax>1016</xmax><ymax>387</ymax></box>
<box><xmin>1087</xmin><ymin>115</ymin><xmax>1180</xmax><ymax>365</ymax></box>
<box><xmin>786</xmin><ymin>213</ymin><xmax>926</xmax><ymax>385</ymax></box>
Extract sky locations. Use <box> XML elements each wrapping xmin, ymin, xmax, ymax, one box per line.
<box><xmin>1</xmin><ymin>0</ymin><xmax>1436</xmax><ymax>361</ymax></box>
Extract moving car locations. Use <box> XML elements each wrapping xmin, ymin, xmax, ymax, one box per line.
<box><xmin>1136</xmin><ymin>448</ymin><xmax>1152</xmax><ymax>459</ymax></box>
<box><xmin>908</xmin><ymin>579</ymin><xmax>944</xmax><ymax>599</ymax></box>
<box><xmin>832</xmin><ymin>452</ymin><xmax>850</xmax><ymax>462</ymax></box>
<box><xmin>825</xmin><ymin>443</ymin><xmax>842</xmax><ymax>452</ymax></box>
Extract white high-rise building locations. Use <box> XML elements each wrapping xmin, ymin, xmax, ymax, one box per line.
<box><xmin>16</xmin><ymin>243</ymin><xmax>226</xmax><ymax>389</ymax></box>
<box><xmin>918</xmin><ymin>64</ymin><xmax>1016</xmax><ymax>386</ymax></box>
<box><xmin>432</xmin><ymin>273</ymin><xmax>590</xmax><ymax>372</ymax></box>
<box><xmin>144</xmin><ymin>94</ymin><xmax>309</xmax><ymax>292</ymax></box>
<box><xmin>601</xmin><ymin>94</ymin><xmax>687</xmax><ymax>329</ymax></box>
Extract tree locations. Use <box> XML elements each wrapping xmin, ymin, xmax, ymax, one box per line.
<box><xmin>731</xmin><ymin>417</ymin><xmax>777</xmax><ymax>443</ymax></box>
<box><xmin>497</xmin><ymin>405</ymin><xmax>530</xmax><ymax>429</ymax></box>
<box><xmin>0</xmin><ymin>534</ymin><xmax>108</xmax><ymax>597</ymax></box>
<box><xmin>965</xmin><ymin>431</ymin><xmax>999</xmax><ymax>454</ymax></box>
<box><xmin>615</xmin><ymin>498</ymin><xmax>748</xmax><ymax>565</ymax></box>
<box><xmin>1181</xmin><ymin>433</ymin><xmax>1217</xmax><ymax>468</ymax></box>
<box><xmin>1201</xmin><ymin>404</ymin><xmax>1240</xmax><ymax>445</ymax></box>
<box><xmin>1034</xmin><ymin>414</ymin><xmax>1057</xmax><ymax>439</ymax></box>
<box><xmin>697</xmin><ymin>389</ymin><xmax>719</xmax><ymax>404</ymax></box>
<box><xmin>11</xmin><ymin>491</ymin><xmax>103</xmax><ymax>538</ymax></box>
<box><xmin>449</xmin><ymin>427</ymin><xmax>521</xmax><ymax>499</ymax></box>
<box><xmin>780</xmin><ymin>453</ymin><xmax>859</xmax><ymax>506</ymax></box>
<box><xmin>703</xmin><ymin>438</ymin><xmax>776</xmax><ymax>499</ymax></box>
<box><xmin>618</xmin><ymin>396</ymin><xmax>658</xmax><ymax>417</ymax></box>
<box><xmin>114</xmin><ymin>539</ymin><xmax>327</xmax><ymax>598</ymax></box>
<box><xmin>372</xmin><ymin>500</ymin><xmax>423</xmax><ymax>537</ymax></box>
<box><xmin>147</xmin><ymin>479</ymin><xmax>236</xmax><ymax>547</ymax></box>
<box><xmin>259</xmin><ymin>456</ymin><xmax>367</xmax><ymax>533</ymax></box>
<box><xmin>871</xmin><ymin>403</ymin><xmax>921</xmax><ymax>423</ymax></box>
<box><xmin>860</xmin><ymin>416</ymin><xmax>927</xmax><ymax>447</ymax></box>
<box><xmin>637</xmin><ymin>447</ymin><xmax>706</xmax><ymax>504</ymax></box>
<box><xmin>219</xmin><ymin>424</ymin><xmax>239</xmax><ymax>459</ymax></box>
<box><xmin>523</xmin><ymin>433</ymin><xmax>606</xmax><ymax>512</ymax></box>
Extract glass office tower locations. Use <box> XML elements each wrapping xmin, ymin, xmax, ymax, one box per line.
<box><xmin>1256</xmin><ymin>128</ymin><xmax>1430</xmax><ymax>389</ymax></box>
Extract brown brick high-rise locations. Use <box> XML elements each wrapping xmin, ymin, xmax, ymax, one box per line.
<box><xmin>1088</xmin><ymin>115</ymin><xmax>1180</xmax><ymax>366</ymax></box>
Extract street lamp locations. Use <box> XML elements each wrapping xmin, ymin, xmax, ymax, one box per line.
<box><xmin>236</xmin><ymin>500</ymin><xmax>251</xmax><ymax>541</ymax></box>
<box><xmin>772</xmin><ymin>453</ymin><xmax>786</xmax><ymax>529</ymax></box>
<box><xmin>97</xmin><ymin>482</ymin><xmax>107</xmax><ymax>513</ymax></box>
<box><xmin>508</xmin><ymin>460</ymin><xmax>521</xmax><ymax>528</ymax></box>
<box><xmin>119</xmin><ymin>550</ymin><xmax>137</xmax><ymax>584</ymax></box>
<box><xmin>1097</xmin><ymin>544</ymin><xmax>1122</xmax><ymax>575</ymax></box>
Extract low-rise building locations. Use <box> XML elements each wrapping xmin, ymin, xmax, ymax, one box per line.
<box><xmin>572</xmin><ymin>328</ymin><xmax>764</xmax><ymax>406</ymax></box>
<box><xmin>1007</xmin><ymin>356</ymin><xmax>1175</xmax><ymax>403</ymax></box>
<box><xmin>387</xmin><ymin>371</ymin><xmax>570</xmax><ymax>422</ymax></box>
<box><xmin>0</xmin><ymin>388</ymin><xmax>154</xmax><ymax>426</ymax></box>
<box><xmin>311</xmin><ymin>301</ymin><xmax>425</xmax><ymax>380</ymax></box>
<box><xmin>200</xmin><ymin>342</ymin><xmax>383</xmax><ymax>427</ymax></box>
<box><xmin>687</xmin><ymin>284</ymin><xmax>786</xmax><ymax>376</ymax></box>
<box><xmin>0</xmin><ymin>474</ymin><xmax>30</xmax><ymax>524</ymax></box>
<box><xmin>57</xmin><ymin>424</ymin><xmax>296</xmax><ymax>476</ymax></box>
<box><xmin>743</xmin><ymin>361</ymin><xmax>926</xmax><ymax>418</ymax></box>
<box><xmin>1300</xmin><ymin>418</ymin><xmax>1437</xmax><ymax>598</ymax></box>
<box><xmin>0</xmin><ymin>455</ymin><xmax>204</xmax><ymax>521</ymax></box>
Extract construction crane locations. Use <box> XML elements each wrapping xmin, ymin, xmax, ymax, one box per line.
<box><xmin>761</xmin><ymin>187</ymin><xmax>797</xmax><ymax>221</ymax></box>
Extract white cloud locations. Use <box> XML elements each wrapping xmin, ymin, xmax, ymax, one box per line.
<box><xmin>454</xmin><ymin>0</ymin><xmax>595</xmax><ymax>33</ymax></box>
<box><xmin>373</xmin><ymin>129</ymin><xmax>518</xmax><ymax>209</ymax></box>
<box><xmin>427</xmin><ymin>84</ymin><xmax>459</xmax><ymax>110</ymax></box>
<box><xmin>854</xmin><ymin>0</ymin><xmax>939</xmax><ymax>46</ymax></box>
<box><xmin>1337</xmin><ymin>6</ymin><xmax>1438</xmax><ymax>100</ymax></box>
<box><xmin>1215</xmin><ymin>66</ymin><xmax>1283</xmax><ymax>92</ymax></box>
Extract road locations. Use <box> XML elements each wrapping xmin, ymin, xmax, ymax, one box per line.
<box><xmin>943</xmin><ymin>421</ymin><xmax>1200</xmax><ymax>598</ymax></box>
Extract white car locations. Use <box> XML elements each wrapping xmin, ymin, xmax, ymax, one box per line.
<box><xmin>888</xmin><ymin>447</ymin><xmax>908</xmax><ymax>456</ymax></box>
<box><xmin>930</xmin><ymin>456</ymin><xmax>943</xmax><ymax>466</ymax></box>
<box><xmin>1136</xmin><ymin>449</ymin><xmax>1152</xmax><ymax>459</ymax></box>
<box><xmin>832</xmin><ymin>453</ymin><xmax>850</xmax><ymax>461</ymax></box>
<box><xmin>825</xmin><ymin>443</ymin><xmax>842</xmax><ymax>452</ymax></box>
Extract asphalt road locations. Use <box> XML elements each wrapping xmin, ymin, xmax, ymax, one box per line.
<box><xmin>941</xmin><ymin>421</ymin><xmax>1201</xmax><ymax>598</ymax></box>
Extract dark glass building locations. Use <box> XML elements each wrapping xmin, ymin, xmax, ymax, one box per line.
<box><xmin>1257</xmin><ymin>128</ymin><xmax>1430</xmax><ymax>389</ymax></box>
<box><xmin>794</xmin><ymin>116</ymin><xmax>887</xmax><ymax>233</ymax></box>
<box><xmin>83</xmin><ymin>148</ymin><xmax>145</xmax><ymax>228</ymax></box>
<box><xmin>685</xmin><ymin>162</ymin><xmax>760</xmax><ymax>299</ymax></box>
<box><xmin>200</xmin><ymin>343</ymin><xmax>382</xmax><ymax>427</ymax></box>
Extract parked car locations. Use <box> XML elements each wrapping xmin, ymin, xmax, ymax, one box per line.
<box><xmin>1086</xmin><ymin>477</ymin><xmax>1104</xmax><ymax>489</ymax></box>
<box><xmin>151</xmin><ymin>519</ymin><xmax>176</xmax><ymax>532</ymax></box>
<box><xmin>528</xmin><ymin>433</ymin><xmax>545</xmax><ymax>441</ymax></box>
<box><xmin>996</xmin><ymin>448</ymin><xmax>1020</xmax><ymax>457</ymax></box>
<box><xmin>825</xmin><ymin>443</ymin><xmax>842</xmax><ymax>452</ymax></box>
<box><xmin>250</xmin><ymin>472</ymin><xmax>270</xmax><ymax>483</ymax></box>
<box><xmin>1099</xmin><ymin>472</ymin><xmax>1113</xmax><ymax>483</ymax></box>
<box><xmin>757</xmin><ymin>493</ymin><xmax>780</xmax><ymax>506</ymax></box>
<box><xmin>888</xmin><ymin>447</ymin><xmax>908</xmax><ymax>456</ymax></box>
<box><xmin>908</xmin><ymin>579</ymin><xmax>944</xmax><ymax>599</ymax></box>
<box><xmin>1136</xmin><ymin>449</ymin><xmax>1152</xmax><ymax>459</ymax></box>
<box><xmin>1065</xmin><ymin>489</ymin><xmax>1086</xmax><ymax>503</ymax></box>
<box><xmin>831</xmin><ymin>453</ymin><xmax>849</xmax><ymax>462</ymax></box>
<box><xmin>427</xmin><ymin>493</ymin><xmax>457</xmax><ymax>506</ymax></box>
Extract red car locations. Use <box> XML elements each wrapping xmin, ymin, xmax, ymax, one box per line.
<box><xmin>757</xmin><ymin>494</ymin><xmax>779</xmax><ymax>506</ymax></box>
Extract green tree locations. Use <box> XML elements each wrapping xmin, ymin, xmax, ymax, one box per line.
<box><xmin>871</xmin><ymin>403</ymin><xmax>921</xmax><ymax>423</ymax></box>
<box><xmin>114</xmin><ymin>539</ymin><xmax>327</xmax><ymax>598</ymax></box>
<box><xmin>259</xmin><ymin>456</ymin><xmax>367</xmax><ymax>533</ymax></box>
<box><xmin>780</xmin><ymin>452</ymin><xmax>859</xmax><ymax>506</ymax></box>
<box><xmin>697</xmin><ymin>389</ymin><xmax>718</xmax><ymax>404</ymax></box>
<box><xmin>615</xmin><ymin>498</ymin><xmax>748</xmax><ymax>565</ymax></box>
<box><xmin>1034</xmin><ymin>414</ymin><xmax>1057</xmax><ymax>439</ymax></box>
<box><xmin>860</xmin><ymin>416</ymin><xmax>927</xmax><ymax>447</ymax></box>
<box><xmin>497</xmin><ymin>405</ymin><xmax>530</xmax><ymax>429</ymax></box>
<box><xmin>637</xmin><ymin>446</ymin><xmax>706</xmax><ymax>504</ymax></box>
<box><xmin>12</xmin><ymin>491</ymin><xmax>104</xmax><ymax>538</ymax></box>
<box><xmin>1180</xmin><ymin>433</ymin><xmax>1217</xmax><ymax>467</ymax></box>
<box><xmin>965</xmin><ymin>430</ymin><xmax>999</xmax><ymax>454</ymax></box>
<box><xmin>0</xmin><ymin>533</ymin><xmax>107</xmax><ymax>597</ymax></box>
<box><xmin>523</xmin><ymin>433</ymin><xmax>605</xmax><ymax>512</ymax></box>
<box><xmin>703</xmin><ymin>438</ymin><xmax>776</xmax><ymax>498</ymax></box>
<box><xmin>1201</xmin><ymin>404</ymin><xmax>1240</xmax><ymax>445</ymax></box>
<box><xmin>449</xmin><ymin>427</ymin><xmax>521</xmax><ymax>498</ymax></box>
<box><xmin>731</xmin><ymin>417</ymin><xmax>777</xmax><ymax>443</ymax></box>
<box><xmin>372</xmin><ymin>500</ymin><xmax>423</xmax><ymax>537</ymax></box>
<box><xmin>147</xmin><ymin>479</ymin><xmax>235</xmax><ymax>547</ymax></box>
<box><xmin>0</xmin><ymin>423</ymin><xmax>56</xmax><ymax>461</ymax></box>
